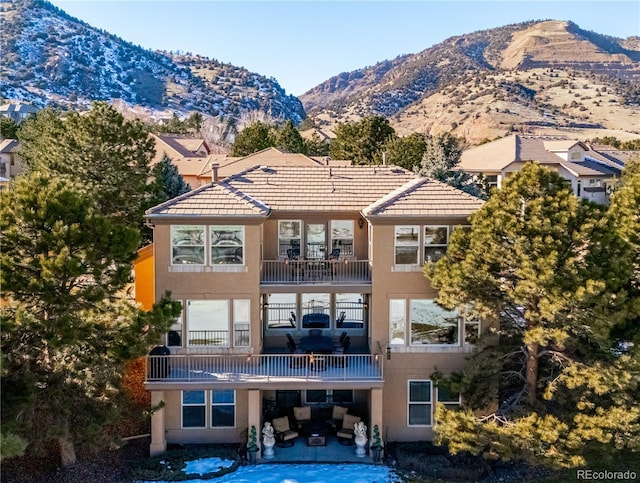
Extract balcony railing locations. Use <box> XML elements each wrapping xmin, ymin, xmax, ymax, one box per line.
<box><xmin>261</xmin><ymin>259</ymin><xmax>371</xmax><ymax>285</ymax></box>
<box><xmin>146</xmin><ymin>354</ymin><xmax>383</xmax><ymax>382</ymax></box>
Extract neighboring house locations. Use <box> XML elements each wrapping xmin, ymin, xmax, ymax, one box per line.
<box><xmin>457</xmin><ymin>134</ymin><xmax>629</xmax><ymax>204</ymax></box>
<box><xmin>140</xmin><ymin>164</ymin><xmax>485</xmax><ymax>457</ymax></box>
<box><xmin>300</xmin><ymin>127</ymin><xmax>336</xmax><ymax>145</ymax></box>
<box><xmin>0</xmin><ymin>102</ymin><xmax>39</xmax><ymax>123</ymax></box>
<box><xmin>0</xmin><ymin>139</ymin><xmax>24</xmax><ymax>188</ymax></box>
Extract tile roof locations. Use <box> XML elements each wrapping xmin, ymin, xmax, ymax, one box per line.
<box><xmin>146</xmin><ymin>182</ymin><xmax>270</xmax><ymax>218</ymax></box>
<box><xmin>146</xmin><ymin>165</ymin><xmax>485</xmax><ymax>220</ymax></box>
<box><xmin>152</xmin><ymin>134</ymin><xmax>208</xmax><ymax>158</ymax></box>
<box><xmin>363</xmin><ymin>178</ymin><xmax>485</xmax><ymax>218</ymax></box>
<box><xmin>0</xmin><ymin>139</ymin><xmax>19</xmax><ymax>153</ymax></box>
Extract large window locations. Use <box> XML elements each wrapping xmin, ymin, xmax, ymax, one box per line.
<box><xmin>330</xmin><ymin>220</ymin><xmax>354</xmax><ymax>257</ymax></box>
<box><xmin>335</xmin><ymin>293</ymin><xmax>365</xmax><ymax>329</ymax></box>
<box><xmin>171</xmin><ymin>225</ymin><xmax>205</xmax><ymax>265</ymax></box>
<box><xmin>211</xmin><ymin>390</ymin><xmax>235</xmax><ymax>427</ymax></box>
<box><xmin>464</xmin><ymin>317</ymin><xmax>480</xmax><ymax>345</ymax></box>
<box><xmin>211</xmin><ymin>225</ymin><xmax>244</xmax><ymax>265</ymax></box>
<box><xmin>423</xmin><ymin>226</ymin><xmax>448</xmax><ymax>263</ymax></box>
<box><xmin>436</xmin><ymin>385</ymin><xmax>461</xmax><ymax>411</ymax></box>
<box><xmin>233</xmin><ymin>299</ymin><xmax>250</xmax><ymax>346</ymax></box>
<box><xmin>187</xmin><ymin>300</ymin><xmax>229</xmax><ymax>347</ymax></box>
<box><xmin>408</xmin><ymin>381</ymin><xmax>432</xmax><ymax>426</ymax></box>
<box><xmin>278</xmin><ymin>220</ymin><xmax>301</xmax><ymax>257</ymax></box>
<box><xmin>389</xmin><ymin>299</ymin><xmax>406</xmax><ymax>345</ymax></box>
<box><xmin>182</xmin><ymin>391</ymin><xmax>206</xmax><ymax>428</ymax></box>
<box><xmin>265</xmin><ymin>293</ymin><xmax>297</xmax><ymax>329</ymax></box>
<box><xmin>410</xmin><ymin>300</ymin><xmax>459</xmax><ymax>345</ymax></box>
<box><xmin>395</xmin><ymin>226</ymin><xmax>419</xmax><ymax>265</ymax></box>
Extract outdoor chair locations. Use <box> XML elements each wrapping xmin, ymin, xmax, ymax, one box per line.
<box><xmin>293</xmin><ymin>405</ymin><xmax>312</xmax><ymax>429</ymax></box>
<box><xmin>337</xmin><ymin>413</ymin><xmax>361</xmax><ymax>445</ymax></box>
<box><xmin>272</xmin><ymin>416</ymin><xmax>298</xmax><ymax>447</ymax></box>
<box><xmin>334</xmin><ymin>331</ymin><xmax>348</xmax><ymax>350</ymax></box>
<box><xmin>332</xmin><ymin>336</ymin><xmax>350</xmax><ymax>367</ymax></box>
<box><xmin>326</xmin><ymin>405</ymin><xmax>349</xmax><ymax>433</ymax></box>
<box><xmin>336</xmin><ymin>311</ymin><xmax>346</xmax><ymax>328</ymax></box>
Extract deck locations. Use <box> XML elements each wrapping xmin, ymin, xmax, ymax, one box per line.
<box><xmin>146</xmin><ymin>354</ymin><xmax>383</xmax><ymax>383</ymax></box>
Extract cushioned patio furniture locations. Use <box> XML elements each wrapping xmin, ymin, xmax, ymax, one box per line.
<box><xmin>326</xmin><ymin>405</ymin><xmax>349</xmax><ymax>433</ymax></box>
<box><xmin>337</xmin><ymin>413</ymin><xmax>361</xmax><ymax>445</ymax></box>
<box><xmin>272</xmin><ymin>416</ymin><xmax>298</xmax><ymax>447</ymax></box>
<box><xmin>293</xmin><ymin>405</ymin><xmax>312</xmax><ymax>429</ymax></box>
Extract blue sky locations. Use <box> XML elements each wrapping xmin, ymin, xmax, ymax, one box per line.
<box><xmin>49</xmin><ymin>1</ymin><xmax>640</xmax><ymax>96</ymax></box>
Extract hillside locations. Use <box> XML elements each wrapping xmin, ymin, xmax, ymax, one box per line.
<box><xmin>0</xmin><ymin>0</ymin><xmax>305</xmax><ymax>124</ymax></box>
<box><xmin>301</xmin><ymin>20</ymin><xmax>640</xmax><ymax>144</ymax></box>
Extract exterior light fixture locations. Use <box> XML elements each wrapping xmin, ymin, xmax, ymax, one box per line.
<box><xmin>358</xmin><ymin>217</ymin><xmax>365</xmax><ymax>229</ymax></box>
<box><xmin>386</xmin><ymin>347</ymin><xmax>391</xmax><ymax>360</ymax></box>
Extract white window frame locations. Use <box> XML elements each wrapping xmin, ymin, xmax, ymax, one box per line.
<box><xmin>186</xmin><ymin>300</ymin><xmax>230</xmax><ymax>347</ymax></box>
<box><xmin>210</xmin><ymin>225</ymin><xmax>244</xmax><ymax>265</ymax></box>
<box><xmin>233</xmin><ymin>299</ymin><xmax>250</xmax><ymax>347</ymax></box>
<box><xmin>436</xmin><ymin>385</ymin><xmax>461</xmax><ymax>409</ymax></box>
<box><xmin>211</xmin><ymin>390</ymin><xmax>236</xmax><ymax>428</ymax></box>
<box><xmin>278</xmin><ymin>220</ymin><xmax>302</xmax><ymax>257</ymax></box>
<box><xmin>389</xmin><ymin>299</ymin><xmax>406</xmax><ymax>346</ymax></box>
<box><xmin>330</xmin><ymin>220</ymin><xmax>354</xmax><ymax>257</ymax></box>
<box><xmin>182</xmin><ymin>390</ymin><xmax>206</xmax><ymax>428</ymax></box>
<box><xmin>409</xmin><ymin>299</ymin><xmax>460</xmax><ymax>346</ymax></box>
<box><xmin>394</xmin><ymin>225</ymin><xmax>420</xmax><ymax>265</ymax></box>
<box><xmin>171</xmin><ymin>225</ymin><xmax>205</xmax><ymax>265</ymax></box>
<box><xmin>423</xmin><ymin>226</ymin><xmax>449</xmax><ymax>263</ymax></box>
<box><xmin>464</xmin><ymin>317</ymin><xmax>481</xmax><ymax>346</ymax></box>
<box><xmin>408</xmin><ymin>380</ymin><xmax>432</xmax><ymax>427</ymax></box>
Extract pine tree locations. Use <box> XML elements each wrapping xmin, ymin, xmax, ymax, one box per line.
<box><xmin>426</xmin><ymin>162</ymin><xmax>640</xmax><ymax>468</ymax></box>
<box><xmin>230</xmin><ymin>120</ymin><xmax>274</xmax><ymax>156</ymax></box>
<box><xmin>381</xmin><ymin>132</ymin><xmax>426</xmax><ymax>170</ymax></box>
<box><xmin>17</xmin><ymin>102</ymin><xmax>155</xmax><ymax>231</ymax></box>
<box><xmin>274</xmin><ymin>120</ymin><xmax>306</xmax><ymax>154</ymax></box>
<box><xmin>329</xmin><ymin>116</ymin><xmax>395</xmax><ymax>165</ymax></box>
<box><xmin>0</xmin><ymin>172</ymin><xmax>179</xmax><ymax>466</ymax></box>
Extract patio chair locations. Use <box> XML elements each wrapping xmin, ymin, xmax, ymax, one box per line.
<box><xmin>332</xmin><ymin>336</ymin><xmax>350</xmax><ymax>367</ymax></box>
<box><xmin>336</xmin><ymin>311</ymin><xmax>346</xmax><ymax>328</ymax></box>
<box><xmin>293</xmin><ymin>405</ymin><xmax>312</xmax><ymax>429</ymax></box>
<box><xmin>326</xmin><ymin>405</ymin><xmax>349</xmax><ymax>433</ymax></box>
<box><xmin>289</xmin><ymin>312</ymin><xmax>297</xmax><ymax>328</ymax></box>
<box><xmin>272</xmin><ymin>416</ymin><xmax>298</xmax><ymax>447</ymax></box>
<box><xmin>334</xmin><ymin>331</ymin><xmax>347</xmax><ymax>350</ymax></box>
<box><xmin>337</xmin><ymin>413</ymin><xmax>361</xmax><ymax>445</ymax></box>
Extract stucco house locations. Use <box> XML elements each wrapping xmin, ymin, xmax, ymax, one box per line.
<box><xmin>140</xmin><ymin>164</ymin><xmax>485</xmax><ymax>458</ymax></box>
<box><xmin>0</xmin><ymin>139</ymin><xmax>24</xmax><ymax>189</ymax></box>
<box><xmin>457</xmin><ymin>134</ymin><xmax>629</xmax><ymax>204</ymax></box>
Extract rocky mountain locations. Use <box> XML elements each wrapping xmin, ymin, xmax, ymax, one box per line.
<box><xmin>0</xmin><ymin>0</ymin><xmax>305</xmax><ymax>124</ymax></box>
<box><xmin>301</xmin><ymin>20</ymin><xmax>640</xmax><ymax>143</ymax></box>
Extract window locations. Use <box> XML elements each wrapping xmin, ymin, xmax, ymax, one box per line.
<box><xmin>306</xmin><ymin>389</ymin><xmax>353</xmax><ymax>404</ymax></box>
<box><xmin>484</xmin><ymin>174</ymin><xmax>499</xmax><ymax>190</ymax></box>
<box><xmin>265</xmin><ymin>293</ymin><xmax>297</xmax><ymax>330</ymax></box>
<box><xmin>408</xmin><ymin>381</ymin><xmax>432</xmax><ymax>426</ymax></box>
<box><xmin>423</xmin><ymin>226</ymin><xmax>448</xmax><ymax>263</ymax></box>
<box><xmin>389</xmin><ymin>299</ymin><xmax>406</xmax><ymax>345</ymax></box>
<box><xmin>167</xmin><ymin>306</ymin><xmax>183</xmax><ymax>347</ymax></box>
<box><xmin>330</xmin><ymin>220</ymin><xmax>354</xmax><ymax>256</ymax></box>
<box><xmin>211</xmin><ymin>390</ymin><xmax>235</xmax><ymax>427</ymax></box>
<box><xmin>233</xmin><ymin>300</ymin><xmax>250</xmax><ymax>346</ymax></box>
<box><xmin>211</xmin><ymin>226</ymin><xmax>244</xmax><ymax>265</ymax></box>
<box><xmin>437</xmin><ymin>385</ymin><xmax>461</xmax><ymax>411</ymax></box>
<box><xmin>171</xmin><ymin>225</ymin><xmax>205</xmax><ymax>265</ymax></box>
<box><xmin>395</xmin><ymin>226</ymin><xmax>419</xmax><ymax>265</ymax></box>
<box><xmin>335</xmin><ymin>293</ymin><xmax>365</xmax><ymax>329</ymax></box>
<box><xmin>301</xmin><ymin>293</ymin><xmax>330</xmax><ymax>328</ymax></box>
<box><xmin>464</xmin><ymin>317</ymin><xmax>480</xmax><ymax>345</ymax></box>
<box><xmin>410</xmin><ymin>300</ymin><xmax>459</xmax><ymax>345</ymax></box>
<box><xmin>182</xmin><ymin>391</ymin><xmax>206</xmax><ymax>428</ymax></box>
<box><xmin>278</xmin><ymin>220</ymin><xmax>301</xmax><ymax>257</ymax></box>
<box><xmin>187</xmin><ymin>300</ymin><xmax>229</xmax><ymax>346</ymax></box>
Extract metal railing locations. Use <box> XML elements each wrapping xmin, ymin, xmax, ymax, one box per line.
<box><xmin>261</xmin><ymin>259</ymin><xmax>371</xmax><ymax>284</ymax></box>
<box><xmin>146</xmin><ymin>354</ymin><xmax>383</xmax><ymax>382</ymax></box>
<box><xmin>187</xmin><ymin>330</ymin><xmax>229</xmax><ymax>346</ymax></box>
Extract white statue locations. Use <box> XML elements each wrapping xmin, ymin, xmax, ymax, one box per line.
<box><xmin>354</xmin><ymin>421</ymin><xmax>368</xmax><ymax>457</ymax></box>
<box><xmin>262</xmin><ymin>422</ymin><xmax>275</xmax><ymax>459</ymax></box>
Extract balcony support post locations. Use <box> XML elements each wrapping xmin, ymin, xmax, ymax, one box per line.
<box><xmin>149</xmin><ymin>390</ymin><xmax>166</xmax><ymax>456</ymax></box>
<box><xmin>248</xmin><ymin>389</ymin><xmax>262</xmax><ymax>459</ymax></box>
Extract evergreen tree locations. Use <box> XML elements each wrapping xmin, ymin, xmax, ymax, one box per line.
<box><xmin>148</xmin><ymin>154</ymin><xmax>191</xmax><ymax>206</ymax></box>
<box><xmin>425</xmin><ymin>162</ymin><xmax>640</xmax><ymax>468</ymax></box>
<box><xmin>329</xmin><ymin>116</ymin><xmax>395</xmax><ymax>165</ymax></box>
<box><xmin>274</xmin><ymin>120</ymin><xmax>307</xmax><ymax>154</ymax></box>
<box><xmin>304</xmin><ymin>131</ymin><xmax>329</xmax><ymax>156</ymax></box>
<box><xmin>382</xmin><ymin>132</ymin><xmax>426</xmax><ymax>170</ymax></box>
<box><xmin>417</xmin><ymin>132</ymin><xmax>487</xmax><ymax>198</ymax></box>
<box><xmin>0</xmin><ymin>117</ymin><xmax>18</xmax><ymax>139</ymax></box>
<box><xmin>230</xmin><ymin>120</ymin><xmax>274</xmax><ymax>156</ymax></box>
<box><xmin>0</xmin><ymin>172</ymin><xmax>179</xmax><ymax>466</ymax></box>
<box><xmin>17</xmin><ymin>102</ymin><xmax>155</xmax><ymax>231</ymax></box>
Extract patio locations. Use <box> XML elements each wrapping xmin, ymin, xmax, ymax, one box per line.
<box><xmin>259</xmin><ymin>433</ymin><xmax>375</xmax><ymax>464</ymax></box>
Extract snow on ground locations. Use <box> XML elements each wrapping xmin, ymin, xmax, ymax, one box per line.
<box><xmin>139</xmin><ymin>460</ymin><xmax>401</xmax><ymax>483</ymax></box>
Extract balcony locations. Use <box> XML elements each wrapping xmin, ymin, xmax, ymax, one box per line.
<box><xmin>146</xmin><ymin>354</ymin><xmax>383</xmax><ymax>383</ymax></box>
<box><xmin>261</xmin><ymin>259</ymin><xmax>371</xmax><ymax>285</ymax></box>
